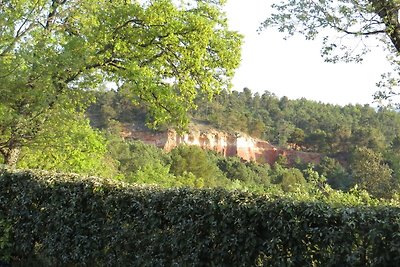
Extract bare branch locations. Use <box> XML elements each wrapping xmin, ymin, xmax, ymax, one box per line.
<box><xmin>0</xmin><ymin>22</ymin><xmax>37</xmax><ymax>57</ymax></box>
<box><xmin>331</xmin><ymin>25</ymin><xmax>386</xmax><ymax>36</ymax></box>
<box><xmin>0</xmin><ymin>1</ymin><xmax>40</xmax><ymax>56</ymax></box>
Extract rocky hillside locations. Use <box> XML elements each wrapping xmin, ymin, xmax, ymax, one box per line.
<box><xmin>121</xmin><ymin>123</ymin><xmax>321</xmax><ymax>166</ymax></box>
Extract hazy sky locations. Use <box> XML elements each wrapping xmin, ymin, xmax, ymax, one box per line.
<box><xmin>224</xmin><ymin>0</ymin><xmax>393</xmax><ymax>106</ymax></box>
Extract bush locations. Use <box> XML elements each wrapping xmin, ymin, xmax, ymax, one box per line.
<box><xmin>216</xmin><ymin>156</ymin><xmax>270</xmax><ymax>186</ymax></box>
<box><xmin>169</xmin><ymin>145</ymin><xmax>228</xmax><ymax>187</ymax></box>
<box><xmin>0</xmin><ymin>217</ymin><xmax>11</xmax><ymax>264</ymax></box>
<box><xmin>1</xmin><ymin>170</ymin><xmax>400</xmax><ymax>266</ymax></box>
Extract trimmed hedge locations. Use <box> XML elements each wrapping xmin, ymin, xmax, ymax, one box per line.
<box><xmin>0</xmin><ymin>170</ymin><xmax>400</xmax><ymax>266</ymax></box>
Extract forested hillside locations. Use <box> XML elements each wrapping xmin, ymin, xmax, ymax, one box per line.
<box><xmin>82</xmin><ymin>88</ymin><xmax>400</xmax><ymax>199</ymax></box>
<box><xmin>2</xmin><ymin>84</ymin><xmax>398</xmax><ymax>199</ymax></box>
<box><xmin>192</xmin><ymin>88</ymin><xmax>400</xmax><ymax>153</ymax></box>
<box><xmin>193</xmin><ymin>88</ymin><xmax>400</xmax><ymax>198</ymax></box>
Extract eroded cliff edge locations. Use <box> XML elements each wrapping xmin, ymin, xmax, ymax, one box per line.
<box><xmin>121</xmin><ymin>124</ymin><xmax>321</xmax><ymax>166</ymax></box>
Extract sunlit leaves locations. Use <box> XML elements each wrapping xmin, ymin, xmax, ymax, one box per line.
<box><xmin>17</xmin><ymin>113</ymin><xmax>117</xmax><ymax>177</ymax></box>
<box><xmin>0</xmin><ymin>0</ymin><xmax>241</xmax><ymax>166</ymax></box>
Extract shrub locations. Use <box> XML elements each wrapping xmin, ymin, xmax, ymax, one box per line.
<box><xmin>1</xmin><ymin>170</ymin><xmax>399</xmax><ymax>266</ymax></box>
<box><xmin>0</xmin><ymin>217</ymin><xmax>11</xmax><ymax>264</ymax></box>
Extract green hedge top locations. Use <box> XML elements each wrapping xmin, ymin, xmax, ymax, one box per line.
<box><xmin>0</xmin><ymin>169</ymin><xmax>400</xmax><ymax>266</ymax></box>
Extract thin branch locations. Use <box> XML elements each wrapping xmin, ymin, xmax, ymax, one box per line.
<box><xmin>45</xmin><ymin>0</ymin><xmax>59</xmax><ymax>29</ymax></box>
<box><xmin>113</xmin><ymin>18</ymin><xmax>144</xmax><ymax>34</ymax></box>
<box><xmin>151</xmin><ymin>92</ymin><xmax>173</xmax><ymax>114</ymax></box>
<box><xmin>332</xmin><ymin>25</ymin><xmax>386</xmax><ymax>36</ymax></box>
<box><xmin>0</xmin><ymin>1</ymin><xmax>40</xmax><ymax>56</ymax></box>
<box><xmin>139</xmin><ymin>50</ymin><xmax>166</xmax><ymax>67</ymax></box>
<box><xmin>0</xmin><ymin>22</ymin><xmax>37</xmax><ymax>56</ymax></box>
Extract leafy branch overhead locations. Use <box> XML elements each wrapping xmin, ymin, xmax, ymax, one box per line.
<box><xmin>0</xmin><ymin>0</ymin><xmax>242</xmax><ymax>167</ymax></box>
<box><xmin>262</xmin><ymin>0</ymin><xmax>400</xmax><ymax>93</ymax></box>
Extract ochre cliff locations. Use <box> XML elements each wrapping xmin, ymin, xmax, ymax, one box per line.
<box><xmin>121</xmin><ymin>125</ymin><xmax>321</xmax><ymax>166</ymax></box>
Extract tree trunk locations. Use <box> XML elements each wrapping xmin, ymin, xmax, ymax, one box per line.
<box><xmin>3</xmin><ymin>147</ymin><xmax>21</xmax><ymax>169</ymax></box>
<box><xmin>370</xmin><ymin>0</ymin><xmax>400</xmax><ymax>53</ymax></box>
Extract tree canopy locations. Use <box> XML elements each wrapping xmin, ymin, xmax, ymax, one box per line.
<box><xmin>262</xmin><ymin>0</ymin><xmax>400</xmax><ymax>96</ymax></box>
<box><xmin>350</xmin><ymin>146</ymin><xmax>396</xmax><ymax>198</ymax></box>
<box><xmin>0</xmin><ymin>0</ymin><xmax>241</xmax><ymax>167</ymax></box>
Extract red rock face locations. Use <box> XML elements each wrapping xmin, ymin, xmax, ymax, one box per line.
<box><xmin>122</xmin><ymin>126</ymin><xmax>321</xmax><ymax>166</ymax></box>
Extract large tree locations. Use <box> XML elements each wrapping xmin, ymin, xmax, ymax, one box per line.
<box><xmin>0</xmin><ymin>0</ymin><xmax>242</xmax><ymax>168</ymax></box>
<box><xmin>262</xmin><ymin>0</ymin><xmax>400</xmax><ymax>94</ymax></box>
<box><xmin>350</xmin><ymin>146</ymin><xmax>396</xmax><ymax>198</ymax></box>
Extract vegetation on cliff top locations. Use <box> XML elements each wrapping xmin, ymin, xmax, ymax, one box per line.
<box><xmin>78</xmin><ymin>87</ymin><xmax>400</xmax><ymax>199</ymax></box>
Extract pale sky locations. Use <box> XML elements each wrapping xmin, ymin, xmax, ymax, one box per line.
<box><xmin>224</xmin><ymin>0</ymin><xmax>394</xmax><ymax>106</ymax></box>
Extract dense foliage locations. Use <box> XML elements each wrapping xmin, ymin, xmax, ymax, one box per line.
<box><xmin>3</xmin><ymin>1</ymin><xmax>400</xmax><ymax>265</ymax></box>
<box><xmin>191</xmin><ymin>88</ymin><xmax>400</xmax><ymax>152</ymax></box>
<box><xmin>88</xmin><ymin>88</ymin><xmax>400</xmax><ymax>198</ymax></box>
<box><xmin>191</xmin><ymin>88</ymin><xmax>400</xmax><ymax>197</ymax></box>
<box><xmin>105</xmin><ymin>135</ymin><xmax>274</xmax><ymax>192</ymax></box>
<box><xmin>1</xmin><ymin>170</ymin><xmax>399</xmax><ymax>266</ymax></box>
<box><xmin>0</xmin><ymin>0</ymin><xmax>241</xmax><ymax>168</ymax></box>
